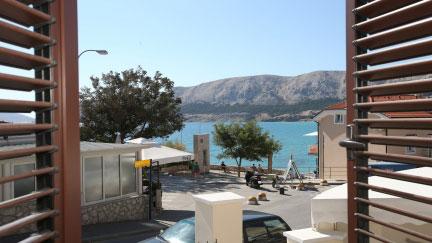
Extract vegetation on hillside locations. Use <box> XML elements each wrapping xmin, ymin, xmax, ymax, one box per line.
<box><xmin>181</xmin><ymin>98</ymin><xmax>342</xmax><ymax>117</ymax></box>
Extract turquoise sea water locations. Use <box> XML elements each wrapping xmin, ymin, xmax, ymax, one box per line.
<box><xmin>160</xmin><ymin>122</ymin><xmax>318</xmax><ymax>172</ymax></box>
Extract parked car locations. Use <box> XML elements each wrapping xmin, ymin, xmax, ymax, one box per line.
<box><xmin>140</xmin><ymin>210</ymin><xmax>291</xmax><ymax>243</ymax></box>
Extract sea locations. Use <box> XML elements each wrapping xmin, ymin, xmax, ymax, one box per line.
<box><xmin>159</xmin><ymin>121</ymin><xmax>318</xmax><ymax>173</ymax></box>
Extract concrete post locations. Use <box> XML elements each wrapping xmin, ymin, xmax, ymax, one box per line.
<box><xmin>192</xmin><ymin>192</ymin><xmax>245</xmax><ymax>243</ymax></box>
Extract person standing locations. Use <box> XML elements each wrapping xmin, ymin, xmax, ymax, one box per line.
<box><xmin>221</xmin><ymin>161</ymin><xmax>227</xmax><ymax>173</ymax></box>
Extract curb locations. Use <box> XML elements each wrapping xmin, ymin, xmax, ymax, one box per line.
<box><xmin>82</xmin><ymin>223</ymin><xmax>168</xmax><ymax>243</ymax></box>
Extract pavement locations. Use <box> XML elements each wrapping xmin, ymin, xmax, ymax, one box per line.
<box><xmin>82</xmin><ymin>171</ymin><xmax>336</xmax><ymax>242</ymax></box>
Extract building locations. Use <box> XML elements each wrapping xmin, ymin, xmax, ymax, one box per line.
<box><xmin>284</xmin><ymin>167</ymin><xmax>432</xmax><ymax>242</ymax></box>
<box><xmin>313</xmin><ymin>96</ymin><xmax>432</xmax><ymax>180</ymax></box>
<box><xmin>1</xmin><ymin>141</ymin><xmax>194</xmax><ymax>229</ymax></box>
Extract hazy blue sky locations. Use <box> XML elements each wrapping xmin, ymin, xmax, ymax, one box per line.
<box><xmin>78</xmin><ymin>0</ymin><xmax>345</xmax><ymax>88</ymax></box>
<box><xmin>0</xmin><ymin>0</ymin><xmax>345</xmax><ymax>102</ymax></box>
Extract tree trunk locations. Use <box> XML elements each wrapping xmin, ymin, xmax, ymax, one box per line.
<box><xmin>237</xmin><ymin>165</ymin><xmax>241</xmax><ymax>177</ymax></box>
<box><xmin>268</xmin><ymin>152</ymin><xmax>273</xmax><ymax>173</ymax></box>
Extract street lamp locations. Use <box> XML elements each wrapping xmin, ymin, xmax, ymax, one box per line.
<box><xmin>78</xmin><ymin>49</ymin><xmax>108</xmax><ymax>58</ymax></box>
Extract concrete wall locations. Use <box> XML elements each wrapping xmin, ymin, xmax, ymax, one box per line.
<box><xmin>387</xmin><ymin>129</ymin><xmax>432</xmax><ymax>157</ymax></box>
<box><xmin>193</xmin><ymin>134</ymin><xmax>210</xmax><ymax>173</ymax></box>
<box><xmin>316</xmin><ymin>111</ymin><xmax>386</xmax><ymax>180</ymax></box>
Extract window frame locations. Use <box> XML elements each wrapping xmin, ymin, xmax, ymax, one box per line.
<box><xmin>334</xmin><ymin>113</ymin><xmax>345</xmax><ymax>124</ymax></box>
<box><xmin>405</xmin><ymin>134</ymin><xmax>417</xmax><ymax>155</ymax></box>
<box><xmin>12</xmin><ymin>162</ymin><xmax>37</xmax><ymax>198</ymax></box>
<box><xmin>81</xmin><ymin>151</ymin><xmax>139</xmax><ymax>205</ymax></box>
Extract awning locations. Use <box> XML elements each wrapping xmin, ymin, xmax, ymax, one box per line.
<box><xmin>140</xmin><ymin>145</ymin><xmax>194</xmax><ymax>165</ymax></box>
<box><xmin>303</xmin><ymin>131</ymin><xmax>318</xmax><ymax>137</ymax></box>
<box><xmin>125</xmin><ymin>137</ymin><xmax>157</xmax><ymax>145</ymax></box>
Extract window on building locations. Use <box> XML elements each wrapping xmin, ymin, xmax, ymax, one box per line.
<box><xmin>334</xmin><ymin>113</ymin><xmax>344</xmax><ymax>124</ymax></box>
<box><xmin>405</xmin><ymin>134</ymin><xmax>417</xmax><ymax>155</ymax></box>
<box><xmin>104</xmin><ymin>155</ymin><xmax>120</xmax><ymax>199</ymax></box>
<box><xmin>84</xmin><ymin>157</ymin><xmax>103</xmax><ymax>202</ymax></box>
<box><xmin>13</xmin><ymin>163</ymin><xmax>35</xmax><ymax>198</ymax></box>
<box><xmin>121</xmin><ymin>153</ymin><xmax>136</xmax><ymax>195</ymax></box>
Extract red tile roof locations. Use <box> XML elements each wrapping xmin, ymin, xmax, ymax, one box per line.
<box><xmin>325</xmin><ymin>102</ymin><xmax>346</xmax><ymax>110</ymax></box>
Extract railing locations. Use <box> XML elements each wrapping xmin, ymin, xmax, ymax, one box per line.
<box><xmin>343</xmin><ymin>0</ymin><xmax>432</xmax><ymax>242</ymax></box>
<box><xmin>0</xmin><ymin>0</ymin><xmax>81</xmax><ymax>242</ymax></box>
<box><xmin>321</xmin><ymin>167</ymin><xmax>347</xmax><ymax>180</ymax></box>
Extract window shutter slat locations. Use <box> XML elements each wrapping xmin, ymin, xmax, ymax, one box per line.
<box><xmin>0</xmin><ymin>20</ymin><xmax>53</xmax><ymax>48</ymax></box>
<box><xmin>0</xmin><ymin>145</ymin><xmax>57</xmax><ymax>161</ymax></box>
<box><xmin>354</xmin><ymin>78</ymin><xmax>432</xmax><ymax>96</ymax></box>
<box><xmin>353</xmin><ymin>59</ymin><xmax>432</xmax><ymax>81</ymax></box>
<box><xmin>353</xmin><ymin>0</ymin><xmax>432</xmax><ymax>34</ymax></box>
<box><xmin>0</xmin><ymin>72</ymin><xmax>55</xmax><ymax>91</ymax></box>
<box><xmin>0</xmin><ymin>46</ymin><xmax>52</xmax><ymax>70</ymax></box>
<box><xmin>354</xmin><ymin>39</ymin><xmax>432</xmax><ymax>66</ymax></box>
<box><xmin>353</xmin><ymin>0</ymin><xmax>420</xmax><ymax>18</ymax></box>
<box><xmin>0</xmin><ymin>0</ymin><xmax>51</xmax><ymax>27</ymax></box>
<box><xmin>0</xmin><ymin>99</ymin><xmax>53</xmax><ymax>112</ymax></box>
<box><xmin>353</xmin><ymin>18</ymin><xmax>432</xmax><ymax>50</ymax></box>
<box><xmin>0</xmin><ymin>123</ymin><xmax>56</xmax><ymax>136</ymax></box>
<box><xmin>345</xmin><ymin>1</ymin><xmax>432</xmax><ymax>241</ymax></box>
<box><xmin>0</xmin><ymin>0</ymin><xmax>80</xmax><ymax>241</ymax></box>
<box><xmin>0</xmin><ymin>210</ymin><xmax>58</xmax><ymax>238</ymax></box>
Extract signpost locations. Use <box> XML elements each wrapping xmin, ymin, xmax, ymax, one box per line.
<box><xmin>135</xmin><ymin>159</ymin><xmax>153</xmax><ymax>220</ymax></box>
<box><xmin>134</xmin><ymin>159</ymin><xmax>151</xmax><ymax>168</ymax></box>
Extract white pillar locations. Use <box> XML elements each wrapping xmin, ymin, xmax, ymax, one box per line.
<box><xmin>192</xmin><ymin>192</ymin><xmax>245</xmax><ymax>243</ymax></box>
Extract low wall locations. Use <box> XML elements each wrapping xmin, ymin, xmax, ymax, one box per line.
<box><xmin>0</xmin><ymin>201</ymin><xmax>37</xmax><ymax>235</ymax></box>
<box><xmin>210</xmin><ymin>165</ymin><xmax>285</xmax><ymax>175</ymax></box>
<box><xmin>81</xmin><ymin>194</ymin><xmax>149</xmax><ymax>225</ymax></box>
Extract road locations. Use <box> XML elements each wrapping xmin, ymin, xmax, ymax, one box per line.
<box><xmin>102</xmin><ymin>172</ymin><xmax>333</xmax><ymax>242</ymax></box>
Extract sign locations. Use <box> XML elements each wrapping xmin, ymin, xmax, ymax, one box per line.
<box><xmin>134</xmin><ymin>159</ymin><xmax>151</xmax><ymax>168</ymax></box>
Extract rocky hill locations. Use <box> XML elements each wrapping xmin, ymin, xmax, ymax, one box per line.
<box><xmin>175</xmin><ymin>71</ymin><xmax>345</xmax><ymax>105</ymax></box>
<box><xmin>175</xmin><ymin>71</ymin><xmax>346</xmax><ymax>121</ymax></box>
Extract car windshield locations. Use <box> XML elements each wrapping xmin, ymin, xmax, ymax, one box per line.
<box><xmin>160</xmin><ymin>218</ymin><xmax>195</xmax><ymax>243</ymax></box>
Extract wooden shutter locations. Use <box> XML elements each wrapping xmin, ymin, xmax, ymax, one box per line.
<box><xmin>343</xmin><ymin>0</ymin><xmax>432</xmax><ymax>242</ymax></box>
<box><xmin>0</xmin><ymin>0</ymin><xmax>81</xmax><ymax>242</ymax></box>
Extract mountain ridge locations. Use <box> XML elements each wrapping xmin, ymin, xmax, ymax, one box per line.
<box><xmin>174</xmin><ymin>70</ymin><xmax>346</xmax><ymax>106</ymax></box>
<box><xmin>174</xmin><ymin>70</ymin><xmax>346</xmax><ymax>121</ymax></box>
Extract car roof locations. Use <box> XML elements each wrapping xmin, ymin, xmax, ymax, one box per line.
<box><xmin>242</xmin><ymin>210</ymin><xmax>280</xmax><ymax>222</ymax></box>
<box><xmin>181</xmin><ymin>210</ymin><xmax>280</xmax><ymax>223</ymax></box>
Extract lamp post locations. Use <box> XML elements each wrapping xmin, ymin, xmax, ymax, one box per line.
<box><xmin>78</xmin><ymin>49</ymin><xmax>108</xmax><ymax>58</ymax></box>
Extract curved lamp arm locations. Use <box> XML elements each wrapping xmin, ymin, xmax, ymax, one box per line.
<box><xmin>78</xmin><ymin>49</ymin><xmax>108</xmax><ymax>58</ymax></box>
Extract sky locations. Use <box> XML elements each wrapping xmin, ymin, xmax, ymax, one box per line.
<box><xmin>0</xmin><ymin>0</ymin><xmax>345</xmax><ymax>102</ymax></box>
<box><xmin>78</xmin><ymin>0</ymin><xmax>346</xmax><ymax>88</ymax></box>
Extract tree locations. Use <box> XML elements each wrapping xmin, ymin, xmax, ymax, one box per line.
<box><xmin>213</xmin><ymin>121</ymin><xmax>282</xmax><ymax>177</ymax></box>
<box><xmin>80</xmin><ymin>66</ymin><xmax>184</xmax><ymax>143</ymax></box>
<box><xmin>263</xmin><ymin>136</ymin><xmax>282</xmax><ymax>173</ymax></box>
<box><xmin>164</xmin><ymin>140</ymin><xmax>187</xmax><ymax>151</ymax></box>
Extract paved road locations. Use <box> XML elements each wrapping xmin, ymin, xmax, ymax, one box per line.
<box><xmin>101</xmin><ymin>172</ymin><xmax>334</xmax><ymax>242</ymax></box>
<box><xmin>158</xmin><ymin>172</ymin><xmax>330</xmax><ymax>229</ymax></box>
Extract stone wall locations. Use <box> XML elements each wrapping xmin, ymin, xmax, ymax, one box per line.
<box><xmin>0</xmin><ymin>201</ymin><xmax>36</xmax><ymax>235</ymax></box>
<box><xmin>81</xmin><ymin>194</ymin><xmax>149</xmax><ymax>225</ymax></box>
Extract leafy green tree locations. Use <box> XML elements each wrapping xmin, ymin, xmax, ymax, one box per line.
<box><xmin>80</xmin><ymin>66</ymin><xmax>184</xmax><ymax>143</ymax></box>
<box><xmin>164</xmin><ymin>140</ymin><xmax>187</xmax><ymax>151</ymax></box>
<box><xmin>213</xmin><ymin>121</ymin><xmax>282</xmax><ymax>177</ymax></box>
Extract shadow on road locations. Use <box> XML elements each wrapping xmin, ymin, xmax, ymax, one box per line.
<box><xmin>160</xmin><ymin>173</ymin><xmax>243</xmax><ymax>193</ymax></box>
<box><xmin>155</xmin><ymin>209</ymin><xmax>195</xmax><ymax>223</ymax></box>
